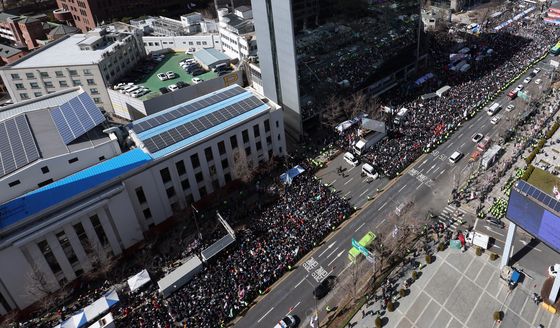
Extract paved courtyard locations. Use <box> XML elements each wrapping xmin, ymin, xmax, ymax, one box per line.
<box><xmin>348</xmin><ymin>247</ymin><xmax>560</xmax><ymax>328</ymax></box>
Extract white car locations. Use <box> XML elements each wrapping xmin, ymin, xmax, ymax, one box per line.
<box><xmin>449</xmin><ymin>151</ymin><xmax>463</xmax><ymax>163</ymax></box>
<box><xmin>523</xmin><ymin>76</ymin><xmax>532</xmax><ymax>83</ymax></box>
<box><xmin>549</xmin><ymin>264</ymin><xmax>560</xmax><ymax>276</ymax></box>
<box><xmin>506</xmin><ymin>104</ymin><xmax>515</xmax><ymax>112</ymax></box>
<box><xmin>343</xmin><ymin>152</ymin><xmax>359</xmax><ymax>166</ymax></box>
<box><xmin>191</xmin><ymin>77</ymin><xmax>203</xmax><ymax>84</ymax></box>
<box><xmin>533</xmin><ymin>67</ymin><xmax>541</xmax><ymax>74</ymax></box>
<box><xmin>471</xmin><ymin>133</ymin><xmax>484</xmax><ymax>143</ymax></box>
<box><xmin>167</xmin><ymin>84</ymin><xmax>179</xmax><ymax>92</ymax></box>
<box><xmin>490</xmin><ymin>115</ymin><xmax>501</xmax><ymax>125</ymax></box>
<box><xmin>157</xmin><ymin>73</ymin><xmax>168</xmax><ymax>81</ymax></box>
<box><xmin>535</xmin><ymin>78</ymin><xmax>542</xmax><ymax>85</ymax></box>
<box><xmin>166</xmin><ymin>71</ymin><xmax>176</xmax><ymax>79</ymax></box>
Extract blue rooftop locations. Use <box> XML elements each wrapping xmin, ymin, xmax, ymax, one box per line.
<box><xmin>0</xmin><ymin>149</ymin><xmax>152</xmax><ymax>229</ymax></box>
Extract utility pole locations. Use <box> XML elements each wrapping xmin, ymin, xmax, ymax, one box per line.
<box><xmin>190</xmin><ymin>204</ymin><xmax>203</xmax><ymax>240</ymax></box>
<box><xmin>416</xmin><ymin>0</ymin><xmax>424</xmax><ymax>73</ymax></box>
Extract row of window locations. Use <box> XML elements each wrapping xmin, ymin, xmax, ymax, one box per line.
<box><xmin>15</xmin><ymin>79</ymin><xmax>96</xmax><ymax>90</ymax></box>
<box><xmin>144</xmin><ymin>39</ymin><xmax>217</xmax><ymax>48</ymax></box>
<box><xmin>11</xmin><ymin>69</ymin><xmax>92</xmax><ymax>81</ymax></box>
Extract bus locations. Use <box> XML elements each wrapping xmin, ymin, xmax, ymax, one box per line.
<box><xmin>348</xmin><ymin>231</ymin><xmax>376</xmax><ymax>262</ymax></box>
<box><xmin>550</xmin><ymin>41</ymin><xmax>560</xmax><ymax>55</ymax></box>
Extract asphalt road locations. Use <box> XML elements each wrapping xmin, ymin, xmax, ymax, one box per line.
<box><xmin>234</xmin><ymin>59</ymin><xmax>558</xmax><ymax>328</ymax></box>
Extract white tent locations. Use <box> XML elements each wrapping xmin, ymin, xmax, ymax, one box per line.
<box><xmin>53</xmin><ymin>290</ymin><xmax>119</xmax><ymax>328</ymax></box>
<box><xmin>127</xmin><ymin>269</ymin><xmax>151</xmax><ymax>292</ymax></box>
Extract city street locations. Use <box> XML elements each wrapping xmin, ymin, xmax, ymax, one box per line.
<box><xmin>234</xmin><ymin>58</ymin><xmax>559</xmax><ymax>328</ymax></box>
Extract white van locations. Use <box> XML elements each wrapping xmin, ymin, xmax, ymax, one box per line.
<box><xmin>449</xmin><ymin>151</ymin><xmax>463</xmax><ymax>163</ymax></box>
<box><xmin>362</xmin><ymin>163</ymin><xmax>379</xmax><ymax>179</ymax></box>
<box><xmin>487</xmin><ymin>102</ymin><xmax>501</xmax><ymax>116</ymax></box>
<box><xmin>343</xmin><ymin>152</ymin><xmax>359</xmax><ymax>166</ymax></box>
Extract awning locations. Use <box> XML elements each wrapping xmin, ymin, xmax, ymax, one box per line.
<box><xmin>127</xmin><ymin>269</ymin><xmax>151</xmax><ymax>292</ymax></box>
<box><xmin>279</xmin><ymin>165</ymin><xmax>305</xmax><ymax>185</ymax></box>
<box><xmin>53</xmin><ymin>290</ymin><xmax>119</xmax><ymax>328</ymax></box>
<box><xmin>158</xmin><ymin>256</ymin><xmax>203</xmax><ymax>298</ymax></box>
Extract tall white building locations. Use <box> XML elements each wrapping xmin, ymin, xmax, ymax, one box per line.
<box><xmin>0</xmin><ymin>25</ymin><xmax>146</xmax><ymax>116</ymax></box>
<box><xmin>217</xmin><ymin>6</ymin><xmax>257</xmax><ymax>61</ymax></box>
<box><xmin>0</xmin><ymin>84</ymin><xmax>285</xmax><ymax>314</ymax></box>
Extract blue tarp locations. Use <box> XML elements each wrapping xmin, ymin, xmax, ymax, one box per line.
<box><xmin>280</xmin><ymin>165</ymin><xmax>305</xmax><ymax>185</ymax></box>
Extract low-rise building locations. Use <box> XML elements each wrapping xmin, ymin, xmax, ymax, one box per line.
<box><xmin>0</xmin><ymin>84</ymin><xmax>285</xmax><ymax>314</ymax></box>
<box><xmin>217</xmin><ymin>6</ymin><xmax>257</xmax><ymax>61</ymax></box>
<box><xmin>0</xmin><ymin>13</ymin><xmax>48</xmax><ymax>50</ymax></box>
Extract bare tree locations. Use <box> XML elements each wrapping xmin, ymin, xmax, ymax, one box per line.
<box><xmin>25</xmin><ymin>263</ymin><xmax>58</xmax><ymax>311</ymax></box>
<box><xmin>231</xmin><ymin>148</ymin><xmax>254</xmax><ymax>183</ymax></box>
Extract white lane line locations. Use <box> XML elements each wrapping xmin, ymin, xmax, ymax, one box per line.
<box><xmin>344</xmin><ymin>191</ymin><xmax>352</xmax><ymax>198</ymax></box>
<box><xmin>318</xmin><ymin>242</ymin><xmax>336</xmax><ymax>257</ymax></box>
<box><xmin>359</xmin><ymin>189</ymin><xmax>369</xmax><ymax>197</ymax></box>
<box><xmin>328</xmin><ymin>250</ymin><xmax>344</xmax><ymax>266</ymax></box>
<box><xmin>398</xmin><ymin>184</ymin><xmax>408</xmax><ymax>193</ymax></box>
<box><xmin>460</xmin><ymin>142</ymin><xmax>465</xmax><ymax>148</ymax></box>
<box><xmin>340</xmin><ymin>263</ymin><xmax>352</xmax><ymax>275</ymax></box>
<box><xmin>286</xmin><ymin>301</ymin><xmax>302</xmax><ymax>316</ymax></box>
<box><xmin>438</xmin><ymin>168</ymin><xmax>446</xmax><ymax>177</ymax></box>
<box><xmin>294</xmin><ymin>275</ymin><xmax>307</xmax><ymax>289</ymax></box>
<box><xmin>378</xmin><ymin>202</ymin><xmax>387</xmax><ymax>211</ymax></box>
<box><xmin>426</xmin><ymin>163</ymin><xmax>437</xmax><ymax>174</ymax></box>
<box><xmin>416</xmin><ymin>183</ymin><xmax>423</xmax><ymax>190</ymax></box>
<box><xmin>331</xmin><ymin>179</ymin><xmax>337</xmax><ymax>185</ymax></box>
<box><xmin>326</xmin><ymin>246</ymin><xmax>340</xmax><ymax>259</ymax></box>
<box><xmin>481</xmin><ymin>123</ymin><xmax>487</xmax><ymax>129</ymax></box>
<box><xmin>356</xmin><ymin>222</ymin><xmax>366</xmax><ymax>232</ymax></box>
<box><xmin>458</xmin><ymin>132</ymin><xmax>464</xmax><ymax>139</ymax></box>
<box><xmin>375</xmin><ymin>218</ymin><xmax>386</xmax><ymax>228</ymax></box>
<box><xmin>344</xmin><ymin>177</ymin><xmax>354</xmax><ymax>185</ymax></box>
<box><xmin>418</xmin><ymin>160</ymin><xmax>427</xmax><ymax>168</ymax></box>
<box><xmin>258</xmin><ymin>307</ymin><xmax>275</xmax><ymax>323</ymax></box>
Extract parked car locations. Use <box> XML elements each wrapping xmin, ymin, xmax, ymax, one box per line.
<box><xmin>159</xmin><ymin>87</ymin><xmax>170</xmax><ymax>94</ymax></box>
<box><xmin>191</xmin><ymin>77</ymin><xmax>203</xmax><ymax>84</ymax></box>
<box><xmin>535</xmin><ymin>78</ymin><xmax>542</xmax><ymax>85</ymax></box>
<box><xmin>313</xmin><ymin>276</ymin><xmax>336</xmax><ymax>299</ymax></box>
<box><xmin>167</xmin><ymin>84</ymin><xmax>179</xmax><ymax>92</ymax></box>
<box><xmin>343</xmin><ymin>152</ymin><xmax>359</xmax><ymax>166</ymax></box>
<box><xmin>506</xmin><ymin>104</ymin><xmax>515</xmax><ymax>112</ymax></box>
<box><xmin>471</xmin><ymin>133</ymin><xmax>484</xmax><ymax>143</ymax></box>
<box><xmin>548</xmin><ymin>264</ymin><xmax>560</xmax><ymax>276</ymax></box>
<box><xmin>490</xmin><ymin>115</ymin><xmax>501</xmax><ymax>125</ymax></box>
<box><xmin>273</xmin><ymin>315</ymin><xmax>298</xmax><ymax>328</ymax></box>
<box><xmin>191</xmin><ymin>69</ymin><xmax>205</xmax><ymax>76</ymax></box>
<box><xmin>449</xmin><ymin>151</ymin><xmax>463</xmax><ymax>163</ymax></box>
<box><xmin>176</xmin><ymin>81</ymin><xmax>188</xmax><ymax>88</ymax></box>
<box><xmin>523</xmin><ymin>76</ymin><xmax>532</xmax><ymax>83</ymax></box>
<box><xmin>166</xmin><ymin>71</ymin><xmax>176</xmax><ymax>79</ymax></box>
<box><xmin>157</xmin><ymin>73</ymin><xmax>168</xmax><ymax>81</ymax></box>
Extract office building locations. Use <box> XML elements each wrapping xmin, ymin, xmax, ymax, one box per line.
<box><xmin>0</xmin><ymin>25</ymin><xmax>146</xmax><ymax>116</ymax></box>
<box><xmin>217</xmin><ymin>6</ymin><xmax>257</xmax><ymax>61</ymax></box>
<box><xmin>0</xmin><ymin>84</ymin><xmax>285</xmax><ymax>313</ymax></box>
<box><xmin>251</xmin><ymin>0</ymin><xmax>425</xmax><ymax>136</ymax></box>
<box><xmin>0</xmin><ymin>13</ymin><xmax>48</xmax><ymax>50</ymax></box>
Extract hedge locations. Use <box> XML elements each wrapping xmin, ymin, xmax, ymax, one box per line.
<box><xmin>546</xmin><ymin>121</ymin><xmax>560</xmax><ymax>139</ymax></box>
<box><xmin>521</xmin><ymin>164</ymin><xmax>535</xmax><ymax>181</ymax></box>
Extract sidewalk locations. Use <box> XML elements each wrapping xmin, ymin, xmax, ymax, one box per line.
<box><xmin>347</xmin><ymin>247</ymin><xmax>559</xmax><ymax>328</ymax></box>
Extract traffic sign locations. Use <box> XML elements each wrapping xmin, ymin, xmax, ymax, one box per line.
<box><xmin>352</xmin><ymin>239</ymin><xmax>370</xmax><ymax>257</ymax></box>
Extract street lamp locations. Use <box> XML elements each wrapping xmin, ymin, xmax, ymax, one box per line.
<box><xmin>190</xmin><ymin>204</ymin><xmax>203</xmax><ymax>240</ymax></box>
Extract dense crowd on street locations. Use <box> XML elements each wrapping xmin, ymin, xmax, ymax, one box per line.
<box><xmin>365</xmin><ymin>8</ymin><xmax>560</xmax><ymax>177</ymax></box>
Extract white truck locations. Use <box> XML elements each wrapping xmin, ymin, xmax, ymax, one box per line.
<box><xmin>393</xmin><ymin>107</ymin><xmax>409</xmax><ymax>125</ymax></box>
<box><xmin>466</xmin><ymin>231</ymin><xmax>490</xmax><ymax>249</ymax></box>
<box><xmin>353</xmin><ymin>130</ymin><xmax>386</xmax><ymax>155</ymax></box>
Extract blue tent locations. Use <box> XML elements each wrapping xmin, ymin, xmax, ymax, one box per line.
<box><xmin>279</xmin><ymin>165</ymin><xmax>305</xmax><ymax>184</ymax></box>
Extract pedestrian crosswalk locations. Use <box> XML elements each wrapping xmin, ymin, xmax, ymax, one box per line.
<box><xmin>438</xmin><ymin>205</ymin><xmax>467</xmax><ymax>230</ymax></box>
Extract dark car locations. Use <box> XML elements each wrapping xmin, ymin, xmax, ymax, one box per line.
<box><xmin>218</xmin><ymin>70</ymin><xmax>231</xmax><ymax>76</ymax></box>
<box><xmin>176</xmin><ymin>81</ymin><xmax>188</xmax><ymax>88</ymax></box>
<box><xmin>186</xmin><ymin>65</ymin><xmax>200</xmax><ymax>73</ymax></box>
<box><xmin>159</xmin><ymin>87</ymin><xmax>170</xmax><ymax>94</ymax></box>
<box><xmin>191</xmin><ymin>69</ymin><xmax>205</xmax><ymax>76</ymax></box>
<box><xmin>313</xmin><ymin>276</ymin><xmax>336</xmax><ymax>299</ymax></box>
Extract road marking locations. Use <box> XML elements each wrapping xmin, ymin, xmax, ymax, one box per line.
<box><xmin>326</xmin><ymin>246</ymin><xmax>340</xmax><ymax>259</ymax></box>
<box><xmin>460</xmin><ymin>142</ymin><xmax>465</xmax><ymax>148</ymax></box>
<box><xmin>331</xmin><ymin>179</ymin><xmax>337</xmax><ymax>185</ymax></box>
<box><xmin>257</xmin><ymin>307</ymin><xmax>274</xmax><ymax>323</ymax></box>
<box><xmin>484</xmin><ymin>226</ymin><xmax>504</xmax><ymax>236</ymax></box>
<box><xmin>438</xmin><ymin>168</ymin><xmax>446</xmax><ymax>177</ymax></box>
<box><xmin>375</xmin><ymin>218</ymin><xmax>386</xmax><ymax>228</ymax></box>
<box><xmin>340</xmin><ymin>263</ymin><xmax>352</xmax><ymax>275</ymax></box>
<box><xmin>327</xmin><ymin>250</ymin><xmax>345</xmax><ymax>266</ymax></box>
<box><xmin>344</xmin><ymin>177</ymin><xmax>354</xmax><ymax>185</ymax></box>
<box><xmin>318</xmin><ymin>242</ymin><xmax>337</xmax><ymax>257</ymax></box>
<box><xmin>294</xmin><ymin>275</ymin><xmax>307</xmax><ymax>288</ymax></box>
<box><xmin>416</xmin><ymin>183</ymin><xmax>423</xmax><ymax>190</ymax></box>
<box><xmin>378</xmin><ymin>202</ymin><xmax>387</xmax><ymax>210</ymax></box>
<box><xmin>344</xmin><ymin>191</ymin><xmax>351</xmax><ymax>198</ymax></box>
<box><xmin>520</xmin><ymin>239</ymin><xmax>542</xmax><ymax>252</ymax></box>
<box><xmin>356</xmin><ymin>222</ymin><xmax>366</xmax><ymax>231</ymax></box>
<box><xmin>458</xmin><ymin>132</ymin><xmax>464</xmax><ymax>139</ymax></box>
<box><xmin>418</xmin><ymin>160</ymin><xmax>427</xmax><ymax>168</ymax></box>
<box><xmin>398</xmin><ymin>183</ymin><xmax>408</xmax><ymax>193</ymax></box>
<box><xmin>286</xmin><ymin>301</ymin><xmax>301</xmax><ymax>316</ymax></box>
<box><xmin>359</xmin><ymin>189</ymin><xmax>369</xmax><ymax>197</ymax></box>
<box><xmin>426</xmin><ymin>163</ymin><xmax>437</xmax><ymax>174</ymax></box>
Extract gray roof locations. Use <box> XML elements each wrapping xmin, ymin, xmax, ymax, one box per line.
<box><xmin>221</xmin><ymin>13</ymin><xmax>254</xmax><ymax>34</ymax></box>
<box><xmin>0</xmin><ymin>44</ymin><xmax>21</xmax><ymax>58</ymax></box>
<box><xmin>193</xmin><ymin>48</ymin><xmax>230</xmax><ymax>66</ymax></box>
<box><xmin>0</xmin><ymin>88</ymin><xmax>83</xmax><ymax>122</ymax></box>
<box><xmin>236</xmin><ymin>5</ymin><xmax>251</xmax><ymax>12</ymax></box>
<box><xmin>18</xmin><ymin>17</ymin><xmax>38</xmax><ymax>24</ymax></box>
<box><xmin>48</xmin><ymin>24</ymin><xmax>79</xmax><ymax>36</ymax></box>
<box><xmin>0</xmin><ymin>12</ymin><xmax>17</xmax><ymax>23</ymax></box>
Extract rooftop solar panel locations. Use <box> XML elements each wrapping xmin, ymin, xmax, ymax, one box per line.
<box><xmin>514</xmin><ymin>180</ymin><xmax>560</xmax><ymax>214</ymax></box>
<box><xmin>50</xmin><ymin>93</ymin><xmax>106</xmax><ymax>144</ymax></box>
<box><xmin>0</xmin><ymin>114</ymin><xmax>40</xmax><ymax>177</ymax></box>
<box><xmin>142</xmin><ymin>95</ymin><xmax>265</xmax><ymax>154</ymax></box>
<box><xmin>132</xmin><ymin>86</ymin><xmax>246</xmax><ymax>134</ymax></box>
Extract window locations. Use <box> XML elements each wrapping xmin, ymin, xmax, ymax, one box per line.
<box><xmin>55</xmin><ymin>71</ymin><xmax>64</xmax><ymax>77</ymax></box>
<box><xmin>45</xmin><ymin>81</ymin><xmax>54</xmax><ymax>88</ymax></box>
<box><xmin>160</xmin><ymin>167</ymin><xmax>171</xmax><ymax>183</ymax></box>
<box><xmin>56</xmin><ymin>231</ymin><xmax>78</xmax><ymax>265</ymax></box>
<box><xmin>20</xmin><ymin>93</ymin><xmax>29</xmax><ymax>100</ymax></box>
<box><xmin>230</xmin><ymin>135</ymin><xmax>238</xmax><ymax>149</ymax></box>
<box><xmin>221</xmin><ymin>158</ymin><xmax>229</xmax><ymax>169</ymax></box>
<box><xmin>256</xmin><ymin>141</ymin><xmax>262</xmax><ymax>151</ymax></box>
<box><xmin>199</xmin><ymin>186</ymin><xmax>207</xmax><ymax>197</ymax></box>
<box><xmin>39</xmin><ymin>166</ymin><xmax>49</xmax><ymax>174</ymax></box>
<box><xmin>73</xmin><ymin>222</ymin><xmax>92</xmax><ymax>255</ymax></box>
<box><xmin>166</xmin><ymin>186</ymin><xmax>176</xmax><ymax>198</ymax></box>
<box><xmin>181</xmin><ymin>179</ymin><xmax>190</xmax><ymax>190</ymax></box>
<box><xmin>30</xmin><ymin>82</ymin><xmax>39</xmax><ymax>89</ymax></box>
<box><xmin>278</xmin><ymin>134</ymin><xmax>281</xmax><ymax>141</ymax></box>
<box><xmin>68</xmin><ymin>157</ymin><xmax>78</xmax><ymax>164</ymax></box>
<box><xmin>38</xmin><ymin>178</ymin><xmax>53</xmax><ymax>187</ymax></box>
<box><xmin>264</xmin><ymin>119</ymin><xmax>270</xmax><ymax>132</ymax></box>
<box><xmin>176</xmin><ymin>160</ymin><xmax>186</xmax><ymax>176</ymax></box>
<box><xmin>11</xmin><ymin>73</ymin><xmax>20</xmax><ymax>80</ymax></box>
<box><xmin>83</xmin><ymin>69</ymin><xmax>92</xmax><ymax>75</ymax></box>
<box><xmin>40</xmin><ymin>72</ymin><xmax>49</xmax><ymax>78</ymax></box>
<box><xmin>135</xmin><ymin>187</ymin><xmax>147</xmax><ymax>204</ymax></box>
<box><xmin>188</xmin><ymin>41</ymin><xmax>193</xmax><ymax>45</ymax></box>
<box><xmin>98</xmin><ymin>156</ymin><xmax>105</xmax><ymax>161</ymax></box>
<box><xmin>205</xmin><ymin>147</ymin><xmax>213</xmax><ymax>162</ymax></box>
<box><xmin>266</xmin><ymin>136</ymin><xmax>272</xmax><ymax>145</ymax></box>
<box><xmin>90</xmin><ymin>88</ymin><xmax>99</xmax><ymax>94</ymax></box>
<box><xmin>242</xmin><ymin>130</ymin><xmax>249</xmax><ymax>143</ymax></box>
<box><xmin>253</xmin><ymin>124</ymin><xmax>260</xmax><ymax>137</ymax></box>
<box><xmin>218</xmin><ymin>141</ymin><xmax>226</xmax><ymax>155</ymax></box>
<box><xmin>34</xmin><ymin>92</ymin><xmax>42</xmax><ymax>97</ymax></box>
<box><xmin>69</xmin><ymin>69</ymin><xmax>78</xmax><ymax>76</ymax></box>
<box><xmin>8</xmin><ymin>180</ymin><xmax>20</xmax><ymax>187</ymax></box>
<box><xmin>143</xmin><ymin>208</ymin><xmax>152</xmax><ymax>219</ymax></box>
<box><xmin>196</xmin><ymin>41</ymin><xmax>201</xmax><ymax>45</ymax></box>
<box><xmin>276</xmin><ymin>120</ymin><xmax>279</xmax><ymax>128</ymax></box>
<box><xmin>195</xmin><ymin>172</ymin><xmax>203</xmax><ymax>183</ymax></box>
<box><xmin>191</xmin><ymin>153</ymin><xmax>200</xmax><ymax>169</ymax></box>
<box><xmin>15</xmin><ymin>83</ymin><xmax>24</xmax><ymax>90</ymax></box>
<box><xmin>86</xmin><ymin>79</ymin><xmax>95</xmax><ymax>85</ymax></box>
<box><xmin>38</xmin><ymin>240</ymin><xmax>61</xmax><ymax>274</ymax></box>
<box><xmin>90</xmin><ymin>214</ymin><xmax>109</xmax><ymax>246</ymax></box>
<box><xmin>245</xmin><ymin>146</ymin><xmax>251</xmax><ymax>156</ymax></box>
<box><xmin>25</xmin><ymin>72</ymin><xmax>35</xmax><ymax>79</ymax></box>
<box><xmin>59</xmin><ymin>81</ymin><xmax>68</xmax><ymax>87</ymax></box>
<box><xmin>72</xmin><ymin>79</ymin><xmax>82</xmax><ymax>86</ymax></box>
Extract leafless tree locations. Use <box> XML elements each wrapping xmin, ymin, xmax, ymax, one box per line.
<box><xmin>25</xmin><ymin>263</ymin><xmax>51</xmax><ymax>300</ymax></box>
<box><xmin>231</xmin><ymin>148</ymin><xmax>254</xmax><ymax>183</ymax></box>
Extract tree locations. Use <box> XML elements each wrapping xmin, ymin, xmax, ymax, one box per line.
<box><xmin>25</xmin><ymin>263</ymin><xmax>57</xmax><ymax>311</ymax></box>
<box><xmin>231</xmin><ymin>148</ymin><xmax>254</xmax><ymax>183</ymax></box>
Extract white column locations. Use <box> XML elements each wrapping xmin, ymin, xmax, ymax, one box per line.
<box><xmin>81</xmin><ymin>216</ymin><xmax>106</xmax><ymax>261</ymax></box>
<box><xmin>185</xmin><ymin>151</ymin><xmax>201</xmax><ymax>201</ymax></box>
<box><xmin>45</xmin><ymin>233</ymin><xmax>76</xmax><ymax>281</ymax></box>
<box><xmin>500</xmin><ymin>222</ymin><xmax>517</xmax><ymax>269</ymax></box>
<box><xmin>25</xmin><ymin>243</ymin><xmax>60</xmax><ymax>290</ymax></box>
<box><xmin>212</xmin><ymin>141</ymin><xmax>225</xmax><ymax>187</ymax></box>
<box><xmin>97</xmin><ymin>210</ymin><xmax>122</xmax><ymax>256</ymax></box>
<box><xmin>63</xmin><ymin>225</ymin><xmax>91</xmax><ymax>272</ymax></box>
<box><xmin>0</xmin><ymin>302</ymin><xmax>6</xmax><ymax>316</ymax></box>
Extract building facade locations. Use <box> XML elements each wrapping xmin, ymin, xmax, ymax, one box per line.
<box><xmin>0</xmin><ymin>85</ymin><xmax>285</xmax><ymax>314</ymax></box>
<box><xmin>0</xmin><ymin>25</ymin><xmax>146</xmax><ymax>116</ymax></box>
<box><xmin>217</xmin><ymin>7</ymin><xmax>257</xmax><ymax>61</ymax></box>
<box><xmin>251</xmin><ymin>0</ymin><xmax>425</xmax><ymax>137</ymax></box>
<box><xmin>0</xmin><ymin>13</ymin><xmax>48</xmax><ymax>50</ymax></box>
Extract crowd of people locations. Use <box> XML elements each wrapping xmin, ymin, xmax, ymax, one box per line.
<box><xmin>364</xmin><ymin>5</ymin><xmax>560</xmax><ymax>177</ymax></box>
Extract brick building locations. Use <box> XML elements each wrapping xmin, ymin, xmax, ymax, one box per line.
<box><xmin>0</xmin><ymin>13</ymin><xmax>47</xmax><ymax>50</ymax></box>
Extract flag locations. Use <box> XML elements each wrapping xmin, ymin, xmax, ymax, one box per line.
<box><xmin>293</xmin><ymin>247</ymin><xmax>299</xmax><ymax>257</ymax></box>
